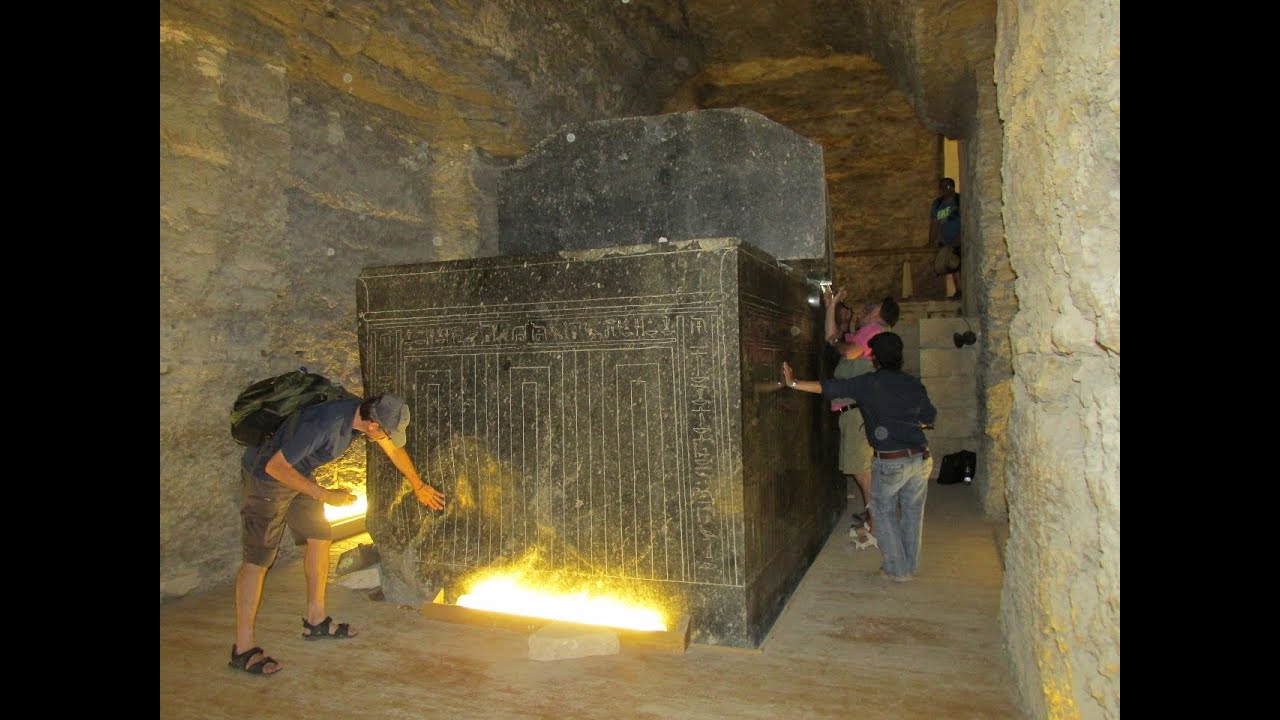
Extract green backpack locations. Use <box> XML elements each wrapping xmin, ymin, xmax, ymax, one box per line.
<box><xmin>229</xmin><ymin>368</ymin><xmax>358</xmax><ymax>447</ymax></box>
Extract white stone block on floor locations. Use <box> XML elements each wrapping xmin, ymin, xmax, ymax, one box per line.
<box><xmin>336</xmin><ymin>565</ymin><xmax>381</xmax><ymax>589</ymax></box>
<box><xmin>528</xmin><ymin>622</ymin><xmax>620</xmax><ymax>661</ymax></box>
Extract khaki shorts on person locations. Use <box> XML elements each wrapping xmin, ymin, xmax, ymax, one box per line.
<box><xmin>839</xmin><ymin>409</ymin><xmax>874</xmax><ymax>477</ymax></box>
<box><xmin>239</xmin><ymin>469</ymin><xmax>332</xmax><ymax>567</ymax></box>
<box><xmin>935</xmin><ymin>244</ymin><xmax>961</xmax><ymax>274</ymax></box>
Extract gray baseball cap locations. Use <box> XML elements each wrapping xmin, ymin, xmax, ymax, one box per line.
<box><xmin>370</xmin><ymin>394</ymin><xmax>411</xmax><ymax>448</ymax></box>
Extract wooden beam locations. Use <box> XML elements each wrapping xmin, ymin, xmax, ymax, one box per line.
<box><xmin>833</xmin><ymin>246</ymin><xmax>937</xmax><ymax>258</ymax></box>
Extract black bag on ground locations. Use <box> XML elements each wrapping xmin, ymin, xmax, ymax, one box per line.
<box><xmin>229</xmin><ymin>368</ymin><xmax>357</xmax><ymax>447</ymax></box>
<box><xmin>936</xmin><ymin>450</ymin><xmax>976</xmax><ymax>485</ymax></box>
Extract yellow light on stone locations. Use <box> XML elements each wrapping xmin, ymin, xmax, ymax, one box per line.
<box><xmin>323</xmin><ymin>492</ymin><xmax>367</xmax><ymax>524</ymax></box>
<box><xmin>457</xmin><ymin>574</ymin><xmax>667</xmax><ymax>632</ymax></box>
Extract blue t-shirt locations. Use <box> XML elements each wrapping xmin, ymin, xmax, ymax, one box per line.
<box><xmin>241</xmin><ymin>397</ymin><xmax>361</xmax><ymax>483</ymax></box>
<box><xmin>819</xmin><ymin>370</ymin><xmax>937</xmax><ymax>451</ymax></box>
<box><xmin>931</xmin><ymin>195</ymin><xmax>961</xmax><ymax>246</ymax></box>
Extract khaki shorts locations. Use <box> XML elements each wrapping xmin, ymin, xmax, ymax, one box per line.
<box><xmin>838</xmin><ymin>409</ymin><xmax>874</xmax><ymax>477</ymax></box>
<box><xmin>239</xmin><ymin>469</ymin><xmax>332</xmax><ymax>567</ymax></box>
<box><xmin>935</xmin><ymin>244</ymin><xmax>961</xmax><ymax>274</ymax></box>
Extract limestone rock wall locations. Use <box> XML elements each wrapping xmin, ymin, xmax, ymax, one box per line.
<box><xmin>961</xmin><ymin>57</ymin><xmax>1012</xmax><ymax>522</ymax></box>
<box><xmin>995</xmin><ymin>1</ymin><xmax>1120</xmax><ymax>718</ymax></box>
<box><xmin>160</xmin><ymin>0</ymin><xmax>700</xmax><ymax>601</ymax></box>
<box><xmin>853</xmin><ymin>0</ymin><xmax>998</xmax><ymax>137</ymax></box>
<box><xmin>680</xmin><ymin>0</ymin><xmax>996</xmax><ymax>137</ymax></box>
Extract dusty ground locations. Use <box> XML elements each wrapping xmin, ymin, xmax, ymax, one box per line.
<box><xmin>160</xmin><ymin>482</ymin><xmax>1018</xmax><ymax>719</ymax></box>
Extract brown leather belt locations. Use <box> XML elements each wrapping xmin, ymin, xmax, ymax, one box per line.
<box><xmin>874</xmin><ymin>447</ymin><xmax>929</xmax><ymax>460</ymax></box>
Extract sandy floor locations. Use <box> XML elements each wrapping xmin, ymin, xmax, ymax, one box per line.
<box><xmin>160</xmin><ymin>482</ymin><xmax>1018</xmax><ymax>719</ymax></box>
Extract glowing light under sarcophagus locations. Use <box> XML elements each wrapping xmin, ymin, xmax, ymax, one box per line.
<box><xmin>457</xmin><ymin>576</ymin><xmax>667</xmax><ymax>632</ymax></box>
<box><xmin>454</xmin><ymin>553</ymin><xmax>669</xmax><ymax>632</ymax></box>
<box><xmin>323</xmin><ymin>492</ymin><xmax>367</xmax><ymax>524</ymax></box>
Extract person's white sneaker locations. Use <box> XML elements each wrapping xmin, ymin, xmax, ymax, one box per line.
<box><xmin>851</xmin><ymin>527</ymin><xmax>878</xmax><ymax>550</ymax></box>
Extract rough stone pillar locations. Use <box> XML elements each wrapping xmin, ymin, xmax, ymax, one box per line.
<box><xmin>995</xmin><ymin>1</ymin><xmax>1121</xmax><ymax>717</ymax></box>
<box><xmin>357</xmin><ymin>239</ymin><xmax>838</xmax><ymax>648</ymax></box>
<box><xmin>962</xmin><ymin>57</ymin><xmax>1013</xmax><ymax>524</ymax></box>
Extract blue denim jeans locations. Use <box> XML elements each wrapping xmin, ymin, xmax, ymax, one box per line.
<box><xmin>870</xmin><ymin>453</ymin><xmax>933</xmax><ymax>578</ymax></box>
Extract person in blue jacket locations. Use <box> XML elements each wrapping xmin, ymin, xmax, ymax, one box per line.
<box><xmin>930</xmin><ymin>177</ymin><xmax>962</xmax><ymax>300</ymax></box>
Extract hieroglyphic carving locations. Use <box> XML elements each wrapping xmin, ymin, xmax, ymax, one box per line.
<box><xmin>682</xmin><ymin>314</ymin><xmax>727</xmax><ymax>585</ymax></box>
<box><xmin>374</xmin><ymin>330</ymin><xmax>399</xmax><ymax>390</ymax></box>
<box><xmin>399</xmin><ymin>315</ymin><xmax>680</xmax><ymax>352</ymax></box>
<box><xmin>363</xmin><ymin>299</ymin><xmax>734</xmax><ymax>587</ymax></box>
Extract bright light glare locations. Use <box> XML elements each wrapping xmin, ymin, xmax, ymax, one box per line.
<box><xmin>457</xmin><ymin>576</ymin><xmax>667</xmax><ymax>631</ymax></box>
<box><xmin>324</xmin><ymin>493</ymin><xmax>367</xmax><ymax>523</ymax></box>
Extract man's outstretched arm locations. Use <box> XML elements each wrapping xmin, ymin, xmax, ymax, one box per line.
<box><xmin>824</xmin><ymin>287</ymin><xmax>847</xmax><ymax>345</ymax></box>
<box><xmin>371</xmin><ymin>436</ymin><xmax>446</xmax><ymax>510</ymax></box>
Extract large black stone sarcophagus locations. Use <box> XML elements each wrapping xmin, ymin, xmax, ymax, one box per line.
<box><xmin>499</xmin><ymin>107</ymin><xmax>832</xmax><ymax>279</ymax></box>
<box><xmin>357</xmin><ymin>239</ymin><xmax>839</xmax><ymax>648</ymax></box>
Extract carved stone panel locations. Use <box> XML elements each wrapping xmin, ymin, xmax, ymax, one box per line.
<box><xmin>357</xmin><ymin>238</ymin><xmax>838</xmax><ymax>648</ymax></box>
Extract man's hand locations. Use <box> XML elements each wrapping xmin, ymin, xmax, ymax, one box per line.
<box><xmin>781</xmin><ymin>361</ymin><xmax>795</xmax><ymax>387</ymax></box>
<box><xmin>322</xmin><ymin>488</ymin><xmax>358</xmax><ymax>506</ymax></box>
<box><xmin>413</xmin><ymin>484</ymin><xmax>446</xmax><ymax>510</ymax></box>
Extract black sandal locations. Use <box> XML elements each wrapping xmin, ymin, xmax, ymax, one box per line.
<box><xmin>228</xmin><ymin>645</ymin><xmax>280</xmax><ymax>675</ymax></box>
<box><xmin>301</xmin><ymin>615</ymin><xmax>354</xmax><ymax>640</ymax></box>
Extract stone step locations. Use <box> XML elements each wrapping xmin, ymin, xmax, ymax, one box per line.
<box><xmin>921</xmin><ymin>347</ymin><xmax>978</xmax><ymax>378</ymax></box>
<box><xmin>926</xmin><ymin>406</ymin><xmax>978</xmax><ymax>438</ymax></box>
<box><xmin>898</xmin><ymin>322</ymin><xmax>922</xmax><ymax>376</ymax></box>
<box><xmin>897</xmin><ymin>299</ymin><xmax>962</xmax><ymax>325</ymax></box>
<box><xmin>923</xmin><ymin>377</ymin><xmax>978</xmax><ymax>409</ymax></box>
<box><xmin>919</xmin><ymin>317</ymin><xmax>980</xmax><ymax>349</ymax></box>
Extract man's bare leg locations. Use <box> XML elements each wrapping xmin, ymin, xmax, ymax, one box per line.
<box><xmin>854</xmin><ymin>472</ymin><xmax>874</xmax><ymax>535</ymax></box>
<box><xmin>850</xmin><ymin>472</ymin><xmax>879</xmax><ymax>549</ymax></box>
<box><xmin>234</xmin><ymin>561</ymin><xmax>281</xmax><ymax>673</ymax></box>
<box><xmin>303</xmin><ymin>538</ymin><xmax>359</xmax><ymax>637</ymax></box>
